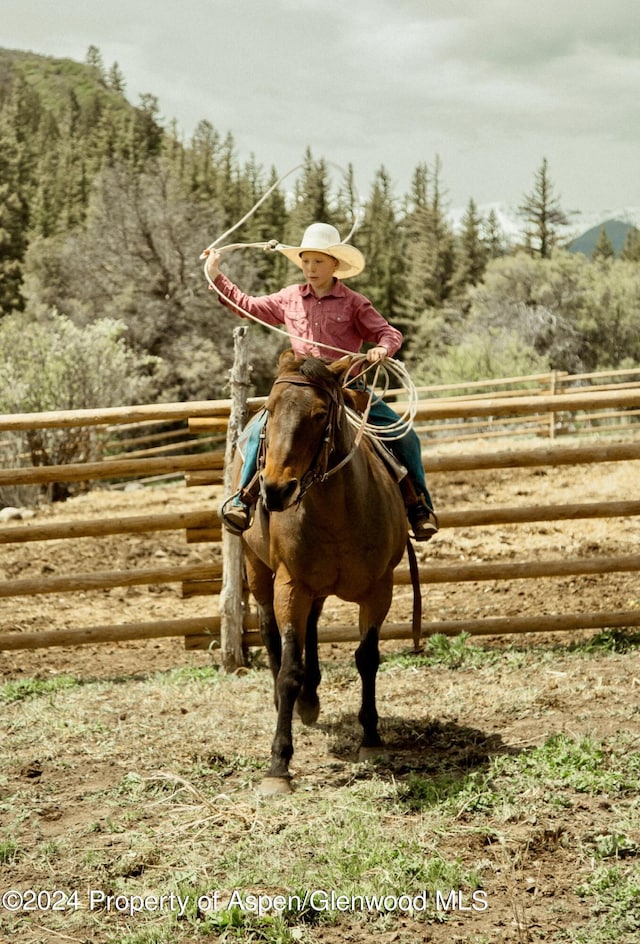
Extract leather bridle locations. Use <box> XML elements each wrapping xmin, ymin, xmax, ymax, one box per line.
<box><xmin>258</xmin><ymin>373</ymin><xmax>357</xmax><ymax>503</ymax></box>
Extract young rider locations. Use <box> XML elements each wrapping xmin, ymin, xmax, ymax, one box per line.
<box><xmin>204</xmin><ymin>222</ymin><xmax>438</xmax><ymax>541</ymax></box>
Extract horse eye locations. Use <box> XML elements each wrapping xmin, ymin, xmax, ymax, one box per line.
<box><xmin>311</xmin><ymin>405</ymin><xmax>329</xmax><ymax>422</ymax></box>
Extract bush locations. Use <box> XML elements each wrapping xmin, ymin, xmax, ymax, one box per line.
<box><xmin>415</xmin><ymin>326</ymin><xmax>548</xmax><ymax>387</ymax></box>
<box><xmin>0</xmin><ymin>311</ymin><xmax>159</xmax><ymax>503</ymax></box>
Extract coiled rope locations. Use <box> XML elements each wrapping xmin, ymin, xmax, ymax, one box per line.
<box><xmin>201</xmin><ymin>162</ymin><xmax>418</xmax><ymax>440</ymax></box>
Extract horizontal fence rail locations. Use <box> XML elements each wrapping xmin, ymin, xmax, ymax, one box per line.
<box><xmin>1</xmin><ymin>366</ymin><xmax>640</xmax><ymax>655</ymax></box>
<box><xmin>0</xmin><ymin>511</ymin><xmax>221</xmax><ymax>545</ymax></box>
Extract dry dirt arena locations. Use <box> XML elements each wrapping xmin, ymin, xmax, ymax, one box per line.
<box><xmin>1</xmin><ymin>446</ymin><xmax>639</xmax><ymax>943</ymax></box>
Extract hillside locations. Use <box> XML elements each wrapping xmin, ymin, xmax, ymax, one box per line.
<box><xmin>0</xmin><ymin>47</ymin><xmax>132</xmax><ymax>109</ymax></box>
<box><xmin>0</xmin><ymin>46</ymin><xmax>133</xmax><ymax>122</ymax></box>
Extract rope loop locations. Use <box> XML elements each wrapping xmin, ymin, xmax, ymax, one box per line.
<box><xmin>200</xmin><ymin>161</ymin><xmax>417</xmax><ymax>442</ymax></box>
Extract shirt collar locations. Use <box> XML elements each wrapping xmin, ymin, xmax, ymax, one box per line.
<box><xmin>300</xmin><ymin>279</ymin><xmax>347</xmax><ymax>299</ymax></box>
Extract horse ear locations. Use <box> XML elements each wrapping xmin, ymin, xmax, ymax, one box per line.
<box><xmin>326</xmin><ymin>355</ymin><xmax>356</xmax><ymax>384</ymax></box>
<box><xmin>343</xmin><ymin>387</ymin><xmax>370</xmax><ymax>413</ymax></box>
<box><xmin>276</xmin><ymin>349</ymin><xmax>299</xmax><ymax>375</ymax></box>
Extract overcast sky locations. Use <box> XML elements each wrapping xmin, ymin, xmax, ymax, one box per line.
<box><xmin>3</xmin><ymin>0</ymin><xmax>640</xmax><ymax>217</ymax></box>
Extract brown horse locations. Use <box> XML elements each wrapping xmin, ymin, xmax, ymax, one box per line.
<box><xmin>238</xmin><ymin>350</ymin><xmax>408</xmax><ymax>793</ymax></box>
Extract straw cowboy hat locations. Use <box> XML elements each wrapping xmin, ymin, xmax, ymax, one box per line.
<box><xmin>278</xmin><ymin>223</ymin><xmax>365</xmax><ymax>279</ymax></box>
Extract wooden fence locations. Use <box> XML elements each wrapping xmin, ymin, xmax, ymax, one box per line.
<box><xmin>1</xmin><ymin>372</ymin><xmax>640</xmax><ymax>659</ymax></box>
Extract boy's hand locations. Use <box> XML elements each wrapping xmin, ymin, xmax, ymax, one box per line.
<box><xmin>203</xmin><ymin>248</ymin><xmax>222</xmax><ymax>280</ymax></box>
<box><xmin>366</xmin><ymin>346</ymin><xmax>388</xmax><ymax>363</ymax></box>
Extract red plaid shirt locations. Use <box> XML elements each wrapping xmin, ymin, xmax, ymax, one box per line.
<box><xmin>212</xmin><ymin>273</ymin><xmax>403</xmax><ymax>359</ymax></box>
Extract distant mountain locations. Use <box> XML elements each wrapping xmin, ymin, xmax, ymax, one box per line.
<box><xmin>567</xmin><ymin>219</ymin><xmax>638</xmax><ymax>257</ymax></box>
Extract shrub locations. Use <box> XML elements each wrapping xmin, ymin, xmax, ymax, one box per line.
<box><xmin>0</xmin><ymin>310</ymin><xmax>159</xmax><ymax>503</ymax></box>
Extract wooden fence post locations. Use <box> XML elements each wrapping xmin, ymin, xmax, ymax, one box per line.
<box><xmin>219</xmin><ymin>326</ymin><xmax>251</xmax><ymax>671</ymax></box>
<box><xmin>549</xmin><ymin>370</ymin><xmax>557</xmax><ymax>440</ymax></box>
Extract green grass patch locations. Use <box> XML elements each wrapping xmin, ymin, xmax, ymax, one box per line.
<box><xmin>573</xmin><ymin>628</ymin><xmax>640</xmax><ymax>654</ymax></box>
<box><xmin>205</xmin><ymin>787</ymin><xmax>482</xmax><ymax>915</ymax></box>
<box><xmin>574</xmin><ymin>864</ymin><xmax>640</xmax><ymax>943</ymax></box>
<box><xmin>508</xmin><ymin>733</ymin><xmax>640</xmax><ymax>796</ymax></box>
<box><xmin>382</xmin><ymin>628</ymin><xmax>640</xmax><ymax>676</ymax></box>
<box><xmin>398</xmin><ymin>733</ymin><xmax>640</xmax><ymax>816</ymax></box>
<box><xmin>112</xmin><ymin>930</ymin><xmax>176</xmax><ymax>944</ymax></box>
<box><xmin>0</xmin><ymin>673</ymin><xmax>79</xmax><ymax>704</ymax></box>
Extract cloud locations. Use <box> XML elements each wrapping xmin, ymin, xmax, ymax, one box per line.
<box><xmin>2</xmin><ymin>0</ymin><xmax>639</xmax><ymax>210</ymax></box>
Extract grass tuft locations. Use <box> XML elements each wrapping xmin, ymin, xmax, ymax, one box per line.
<box><xmin>0</xmin><ymin>840</ymin><xmax>18</xmax><ymax>864</ymax></box>
<box><xmin>382</xmin><ymin>632</ymin><xmax>497</xmax><ymax>671</ymax></box>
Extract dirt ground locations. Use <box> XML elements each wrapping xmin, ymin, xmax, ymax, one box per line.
<box><xmin>1</xmin><ymin>447</ymin><xmax>639</xmax><ymax>943</ymax></box>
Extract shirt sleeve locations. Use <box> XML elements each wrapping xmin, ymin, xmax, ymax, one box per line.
<box><xmin>352</xmin><ymin>292</ymin><xmax>403</xmax><ymax>356</ymax></box>
<box><xmin>211</xmin><ymin>272</ymin><xmax>286</xmax><ymax>328</ymax></box>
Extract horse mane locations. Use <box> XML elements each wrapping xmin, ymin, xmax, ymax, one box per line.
<box><xmin>275</xmin><ymin>351</ymin><xmax>339</xmax><ymax>391</ymax></box>
<box><xmin>299</xmin><ymin>357</ymin><xmax>337</xmax><ymax>387</ymax></box>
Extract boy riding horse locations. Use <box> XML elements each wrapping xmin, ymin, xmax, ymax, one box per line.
<box><xmin>204</xmin><ymin>222</ymin><xmax>438</xmax><ymax>541</ymax></box>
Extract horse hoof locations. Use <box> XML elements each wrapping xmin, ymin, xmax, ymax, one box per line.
<box><xmin>295</xmin><ymin>698</ymin><xmax>320</xmax><ymax>726</ymax></box>
<box><xmin>258</xmin><ymin>776</ymin><xmax>292</xmax><ymax>796</ymax></box>
<box><xmin>357</xmin><ymin>745</ymin><xmax>389</xmax><ymax>764</ymax></box>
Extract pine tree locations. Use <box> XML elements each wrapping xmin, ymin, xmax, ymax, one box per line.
<box><xmin>518</xmin><ymin>158</ymin><xmax>570</xmax><ymax>258</ymax></box>
<box><xmin>0</xmin><ymin>81</ymin><xmax>34</xmax><ymax>313</ymax></box>
<box><xmin>356</xmin><ymin>166</ymin><xmax>402</xmax><ymax>319</ymax></box>
<box><xmin>483</xmin><ymin>208</ymin><xmax>509</xmax><ymax>259</ymax></box>
<box><xmin>0</xmin><ymin>173</ymin><xmax>28</xmax><ymax>313</ymax></box>
<box><xmin>248</xmin><ymin>164</ymin><xmax>289</xmax><ymax>292</ymax></box>
<box><xmin>398</xmin><ymin>160</ymin><xmax>455</xmax><ymax>324</ymax></box>
<box><xmin>620</xmin><ymin>227</ymin><xmax>640</xmax><ymax>263</ymax></box>
<box><xmin>332</xmin><ymin>163</ymin><xmax>360</xmax><ymax>244</ymax></box>
<box><xmin>186</xmin><ymin>119</ymin><xmax>220</xmax><ymax>199</ymax></box>
<box><xmin>29</xmin><ymin>116</ymin><xmax>61</xmax><ymax>237</ymax></box>
<box><xmin>107</xmin><ymin>62</ymin><xmax>126</xmax><ymax>94</ymax></box>
<box><xmin>213</xmin><ymin>132</ymin><xmax>244</xmax><ymax>234</ymax></box>
<box><xmin>123</xmin><ymin>93</ymin><xmax>164</xmax><ymax>168</ymax></box>
<box><xmin>85</xmin><ymin>46</ymin><xmax>106</xmax><ymax>81</ymax></box>
<box><xmin>591</xmin><ymin>226</ymin><xmax>615</xmax><ymax>261</ymax></box>
<box><xmin>452</xmin><ymin>198</ymin><xmax>489</xmax><ymax>296</ymax></box>
<box><xmin>285</xmin><ymin>149</ymin><xmax>332</xmax><ymax>245</ymax></box>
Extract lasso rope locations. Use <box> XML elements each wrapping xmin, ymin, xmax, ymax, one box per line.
<box><xmin>200</xmin><ymin>163</ymin><xmax>418</xmax><ymax>441</ymax></box>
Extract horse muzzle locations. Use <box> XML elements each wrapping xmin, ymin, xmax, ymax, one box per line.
<box><xmin>259</xmin><ymin>473</ymin><xmax>299</xmax><ymax>512</ymax></box>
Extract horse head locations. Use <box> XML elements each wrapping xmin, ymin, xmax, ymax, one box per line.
<box><xmin>259</xmin><ymin>350</ymin><xmax>355</xmax><ymax>512</ymax></box>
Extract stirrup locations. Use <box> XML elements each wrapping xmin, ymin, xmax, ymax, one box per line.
<box><xmin>219</xmin><ymin>494</ymin><xmax>252</xmax><ymax>535</ymax></box>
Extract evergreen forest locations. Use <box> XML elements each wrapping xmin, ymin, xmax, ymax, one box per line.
<box><xmin>2</xmin><ymin>46</ymin><xmax>640</xmax><ymax>415</ymax></box>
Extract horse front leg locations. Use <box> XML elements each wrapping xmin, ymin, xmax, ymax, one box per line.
<box><xmin>355</xmin><ymin>625</ymin><xmax>382</xmax><ymax>759</ymax></box>
<box><xmin>260</xmin><ymin>575</ymin><xmax>312</xmax><ymax>794</ymax></box>
<box><xmin>258</xmin><ymin>600</ymin><xmax>280</xmax><ymax>705</ymax></box>
<box><xmin>296</xmin><ymin>596</ymin><xmax>325</xmax><ymax>725</ymax></box>
<box><xmin>355</xmin><ymin>578</ymin><xmax>394</xmax><ymax>762</ymax></box>
<box><xmin>244</xmin><ymin>548</ymin><xmax>280</xmax><ymax>704</ymax></box>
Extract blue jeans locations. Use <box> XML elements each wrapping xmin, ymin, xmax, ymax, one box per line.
<box><xmin>236</xmin><ymin>398</ymin><xmax>433</xmax><ymax>511</ymax></box>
